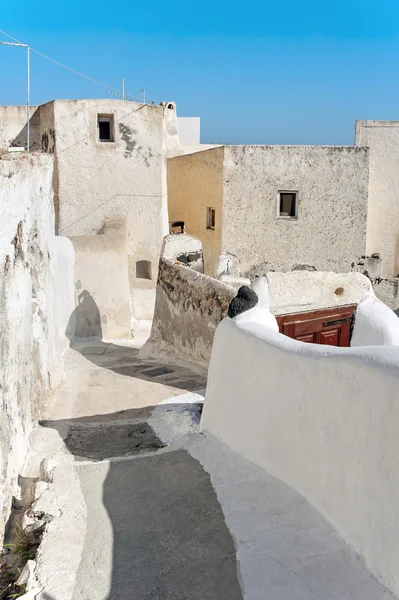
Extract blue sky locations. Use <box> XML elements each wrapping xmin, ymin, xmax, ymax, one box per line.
<box><xmin>1</xmin><ymin>0</ymin><xmax>399</xmax><ymax>144</ymax></box>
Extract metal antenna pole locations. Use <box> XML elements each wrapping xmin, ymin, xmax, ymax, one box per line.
<box><xmin>27</xmin><ymin>45</ymin><xmax>30</xmax><ymax>151</ymax></box>
<box><xmin>142</xmin><ymin>88</ymin><xmax>145</xmax><ymax>104</ymax></box>
<box><xmin>122</xmin><ymin>78</ymin><xmax>125</xmax><ymax>101</ymax></box>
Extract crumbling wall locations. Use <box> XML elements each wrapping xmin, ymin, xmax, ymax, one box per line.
<box><xmin>141</xmin><ymin>259</ymin><xmax>235</xmax><ymax>365</ymax></box>
<box><xmin>0</xmin><ymin>154</ymin><xmax>62</xmax><ymax>542</ymax></box>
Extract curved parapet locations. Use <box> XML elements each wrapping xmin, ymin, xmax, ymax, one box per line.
<box><xmin>201</xmin><ymin>315</ymin><xmax>399</xmax><ymax>595</ymax></box>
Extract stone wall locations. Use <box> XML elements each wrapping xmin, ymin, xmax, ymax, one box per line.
<box><xmin>0</xmin><ymin>153</ymin><xmax>62</xmax><ymax>541</ymax></box>
<box><xmin>141</xmin><ymin>259</ymin><xmax>235</xmax><ymax>365</ymax></box>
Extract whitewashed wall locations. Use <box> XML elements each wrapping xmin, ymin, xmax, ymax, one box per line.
<box><xmin>202</xmin><ymin>316</ymin><xmax>399</xmax><ymax>595</ymax></box>
<box><xmin>0</xmin><ymin>153</ymin><xmax>62</xmax><ymax>541</ymax></box>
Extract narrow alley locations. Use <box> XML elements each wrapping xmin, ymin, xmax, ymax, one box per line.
<box><xmin>23</xmin><ymin>330</ymin><xmax>395</xmax><ymax>600</ymax></box>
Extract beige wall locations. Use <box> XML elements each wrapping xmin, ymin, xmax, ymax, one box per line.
<box><xmin>356</xmin><ymin>121</ymin><xmax>399</xmax><ymax>278</ymax></box>
<box><xmin>168</xmin><ymin>147</ymin><xmax>224</xmax><ymax>275</ymax></box>
<box><xmin>222</xmin><ymin>145</ymin><xmax>369</xmax><ymax>276</ymax></box>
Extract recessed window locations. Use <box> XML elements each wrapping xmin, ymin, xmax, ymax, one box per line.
<box><xmin>278</xmin><ymin>191</ymin><xmax>297</xmax><ymax>218</ymax></box>
<box><xmin>98</xmin><ymin>114</ymin><xmax>114</xmax><ymax>142</ymax></box>
<box><xmin>136</xmin><ymin>260</ymin><xmax>152</xmax><ymax>280</ymax></box>
<box><xmin>207</xmin><ymin>207</ymin><xmax>216</xmax><ymax>230</ymax></box>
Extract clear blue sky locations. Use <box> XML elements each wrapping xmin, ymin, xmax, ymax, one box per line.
<box><xmin>1</xmin><ymin>0</ymin><xmax>399</xmax><ymax>145</ymax></box>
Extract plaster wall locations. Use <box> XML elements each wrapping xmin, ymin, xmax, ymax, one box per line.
<box><xmin>168</xmin><ymin>147</ymin><xmax>224</xmax><ymax>275</ymax></box>
<box><xmin>0</xmin><ymin>153</ymin><xmax>62</xmax><ymax>541</ymax></box>
<box><xmin>53</xmin><ymin>236</ymin><xmax>75</xmax><ymax>352</ymax></box>
<box><xmin>141</xmin><ymin>259</ymin><xmax>235</xmax><ymax>365</ymax></box>
<box><xmin>177</xmin><ymin>117</ymin><xmax>200</xmax><ymax>146</ymax></box>
<box><xmin>67</xmin><ymin>221</ymin><xmax>131</xmax><ymax>340</ymax></box>
<box><xmin>267</xmin><ymin>271</ymin><xmax>372</xmax><ymax>315</ymax></box>
<box><xmin>0</xmin><ymin>105</ymin><xmax>41</xmax><ymax>151</ymax></box>
<box><xmin>351</xmin><ymin>295</ymin><xmax>399</xmax><ymax>346</ymax></box>
<box><xmin>202</xmin><ymin>317</ymin><xmax>399</xmax><ymax>595</ymax></box>
<box><xmin>222</xmin><ymin>145</ymin><xmax>369</xmax><ymax>276</ymax></box>
<box><xmin>356</xmin><ymin>121</ymin><xmax>399</xmax><ymax>278</ymax></box>
<box><xmin>49</xmin><ymin>99</ymin><xmax>168</xmax><ymax>320</ymax></box>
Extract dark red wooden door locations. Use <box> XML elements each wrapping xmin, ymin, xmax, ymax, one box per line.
<box><xmin>276</xmin><ymin>305</ymin><xmax>356</xmax><ymax>347</ymax></box>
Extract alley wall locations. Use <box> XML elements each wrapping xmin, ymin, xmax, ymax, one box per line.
<box><xmin>0</xmin><ymin>153</ymin><xmax>62</xmax><ymax>541</ymax></box>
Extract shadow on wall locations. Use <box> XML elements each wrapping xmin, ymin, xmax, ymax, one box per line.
<box><xmin>10</xmin><ymin>110</ymin><xmax>41</xmax><ymax>151</ymax></box>
<box><xmin>66</xmin><ymin>290</ymin><xmax>103</xmax><ymax>339</ymax></box>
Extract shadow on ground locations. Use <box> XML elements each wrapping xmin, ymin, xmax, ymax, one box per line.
<box><xmin>69</xmin><ymin>338</ymin><xmax>208</xmax><ymax>393</ymax></box>
<box><xmin>40</xmin><ymin>409</ymin><xmax>242</xmax><ymax>600</ymax></box>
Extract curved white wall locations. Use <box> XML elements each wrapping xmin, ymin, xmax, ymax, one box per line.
<box><xmin>201</xmin><ymin>318</ymin><xmax>399</xmax><ymax>595</ymax></box>
<box><xmin>351</xmin><ymin>295</ymin><xmax>399</xmax><ymax>346</ymax></box>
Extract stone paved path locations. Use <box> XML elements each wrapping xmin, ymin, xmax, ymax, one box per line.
<box><xmin>27</xmin><ymin>335</ymin><xmax>397</xmax><ymax>600</ymax></box>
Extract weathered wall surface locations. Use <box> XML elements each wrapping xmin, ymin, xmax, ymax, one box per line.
<box><xmin>48</xmin><ymin>99</ymin><xmax>168</xmax><ymax>320</ymax></box>
<box><xmin>374</xmin><ymin>278</ymin><xmax>399</xmax><ymax>314</ymax></box>
<box><xmin>202</xmin><ymin>317</ymin><xmax>399</xmax><ymax>596</ymax></box>
<box><xmin>0</xmin><ymin>106</ymin><xmax>41</xmax><ymax>151</ymax></box>
<box><xmin>222</xmin><ymin>145</ymin><xmax>369</xmax><ymax>276</ymax></box>
<box><xmin>141</xmin><ymin>259</ymin><xmax>235</xmax><ymax>365</ymax></box>
<box><xmin>0</xmin><ymin>154</ymin><xmax>62</xmax><ymax>541</ymax></box>
<box><xmin>356</xmin><ymin>121</ymin><xmax>399</xmax><ymax>278</ymax></box>
<box><xmin>168</xmin><ymin>147</ymin><xmax>224</xmax><ymax>275</ymax></box>
<box><xmin>67</xmin><ymin>221</ymin><xmax>131</xmax><ymax>340</ymax></box>
<box><xmin>267</xmin><ymin>271</ymin><xmax>372</xmax><ymax>315</ymax></box>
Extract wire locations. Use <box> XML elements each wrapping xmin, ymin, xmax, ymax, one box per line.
<box><xmin>58</xmin><ymin>103</ymin><xmax>147</xmax><ymax>154</ymax></box>
<box><xmin>59</xmin><ymin>193</ymin><xmax>163</xmax><ymax>233</ymax></box>
<box><xmin>0</xmin><ymin>27</ymin><xmax>143</xmax><ymax>101</ymax></box>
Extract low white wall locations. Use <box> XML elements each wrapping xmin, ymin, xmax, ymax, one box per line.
<box><xmin>352</xmin><ymin>296</ymin><xmax>399</xmax><ymax>346</ymax></box>
<box><xmin>202</xmin><ymin>318</ymin><xmax>399</xmax><ymax>595</ymax></box>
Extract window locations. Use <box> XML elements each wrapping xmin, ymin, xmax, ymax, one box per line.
<box><xmin>207</xmin><ymin>207</ymin><xmax>216</xmax><ymax>230</ymax></box>
<box><xmin>136</xmin><ymin>260</ymin><xmax>152</xmax><ymax>280</ymax></box>
<box><xmin>98</xmin><ymin>114</ymin><xmax>114</xmax><ymax>142</ymax></box>
<box><xmin>278</xmin><ymin>191</ymin><xmax>297</xmax><ymax>218</ymax></box>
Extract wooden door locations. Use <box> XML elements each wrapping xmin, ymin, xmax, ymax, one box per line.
<box><xmin>276</xmin><ymin>305</ymin><xmax>356</xmax><ymax>347</ymax></box>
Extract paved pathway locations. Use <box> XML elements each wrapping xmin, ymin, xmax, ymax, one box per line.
<box><xmin>27</xmin><ymin>336</ymin><xmax>396</xmax><ymax>600</ymax></box>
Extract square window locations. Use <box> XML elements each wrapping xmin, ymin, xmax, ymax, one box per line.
<box><xmin>207</xmin><ymin>207</ymin><xmax>216</xmax><ymax>230</ymax></box>
<box><xmin>278</xmin><ymin>191</ymin><xmax>297</xmax><ymax>218</ymax></box>
<box><xmin>98</xmin><ymin>114</ymin><xmax>114</xmax><ymax>142</ymax></box>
